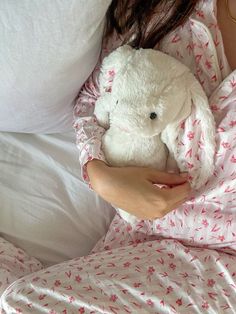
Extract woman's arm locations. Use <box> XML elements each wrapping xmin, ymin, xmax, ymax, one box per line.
<box><xmin>87</xmin><ymin>160</ymin><xmax>190</xmax><ymax>219</ymax></box>
<box><xmin>73</xmin><ymin>66</ymin><xmax>107</xmax><ymax>182</ymax></box>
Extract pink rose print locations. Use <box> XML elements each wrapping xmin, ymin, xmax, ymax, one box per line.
<box><xmin>221</xmin><ymin>142</ymin><xmax>231</xmax><ymax>149</ymax></box>
<box><xmin>123</xmin><ymin>262</ymin><xmax>131</xmax><ymax>268</ymax></box>
<box><xmin>133</xmin><ymin>282</ymin><xmax>142</xmax><ymax>288</ymax></box>
<box><xmin>207</xmin><ymin>279</ymin><xmax>216</xmax><ymax>287</ymax></box>
<box><xmin>166</xmin><ymin>286</ymin><xmax>174</xmax><ymax>294</ymax></box>
<box><xmin>229</xmin><ymin>120</ymin><xmax>236</xmax><ymax>127</ymax></box>
<box><xmin>54</xmin><ymin>280</ymin><xmax>61</xmax><ymax>287</ymax></box>
<box><xmin>146</xmin><ymin>299</ymin><xmax>154</xmax><ymax>307</ymax></box>
<box><xmin>176</xmin><ymin>298</ymin><xmax>182</xmax><ymax>306</ymax></box>
<box><xmin>169</xmin><ymin>263</ymin><xmax>176</xmax><ymax>270</ymax></box>
<box><xmin>218</xmin><ymin>235</ymin><xmax>225</xmax><ymax>242</ymax></box>
<box><xmin>230</xmin><ymin>155</ymin><xmax>236</xmax><ymax>163</ymax></box>
<box><xmin>147</xmin><ymin>266</ymin><xmax>155</xmax><ymax>275</ymax></box>
<box><xmin>202</xmin><ymin>301</ymin><xmax>209</xmax><ymax>309</ymax></box>
<box><xmin>110</xmin><ymin>294</ymin><xmax>118</xmax><ymax>302</ymax></box>
<box><xmin>75</xmin><ymin>275</ymin><xmax>82</xmax><ymax>283</ymax></box>
<box><xmin>187</xmin><ymin>131</ymin><xmax>195</xmax><ymax>140</ymax></box>
<box><xmin>202</xmin><ymin>219</ymin><xmax>209</xmax><ymax>227</ymax></box>
<box><xmin>69</xmin><ymin>296</ymin><xmax>75</xmax><ymax>303</ymax></box>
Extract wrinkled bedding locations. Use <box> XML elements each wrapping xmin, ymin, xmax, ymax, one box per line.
<box><xmin>0</xmin><ymin>131</ymin><xmax>114</xmax><ymax>266</ymax></box>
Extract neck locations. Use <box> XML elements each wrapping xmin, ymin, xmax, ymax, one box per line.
<box><xmin>226</xmin><ymin>0</ymin><xmax>236</xmax><ymax>23</ymax></box>
<box><xmin>217</xmin><ymin>0</ymin><xmax>236</xmax><ymax>70</ymax></box>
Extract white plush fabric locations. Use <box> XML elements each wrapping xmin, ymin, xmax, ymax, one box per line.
<box><xmin>0</xmin><ymin>0</ymin><xmax>111</xmax><ymax>133</ymax></box>
<box><xmin>0</xmin><ymin>131</ymin><xmax>115</xmax><ymax>267</ymax></box>
<box><xmin>94</xmin><ymin>45</ymin><xmax>216</xmax><ymax>224</ymax></box>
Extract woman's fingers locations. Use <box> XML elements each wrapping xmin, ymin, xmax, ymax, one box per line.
<box><xmin>146</xmin><ymin>181</ymin><xmax>191</xmax><ymax>219</ymax></box>
<box><xmin>161</xmin><ymin>182</ymin><xmax>191</xmax><ymax>210</ymax></box>
<box><xmin>148</xmin><ymin>170</ymin><xmax>188</xmax><ymax>185</ymax></box>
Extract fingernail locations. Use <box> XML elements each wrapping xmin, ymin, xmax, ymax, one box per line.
<box><xmin>180</xmin><ymin>173</ymin><xmax>188</xmax><ymax>178</ymax></box>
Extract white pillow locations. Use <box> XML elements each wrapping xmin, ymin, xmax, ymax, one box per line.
<box><xmin>0</xmin><ymin>0</ymin><xmax>111</xmax><ymax>133</ymax></box>
<box><xmin>0</xmin><ymin>131</ymin><xmax>115</xmax><ymax>267</ymax></box>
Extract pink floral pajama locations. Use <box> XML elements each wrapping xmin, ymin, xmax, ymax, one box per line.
<box><xmin>0</xmin><ymin>238</ymin><xmax>42</xmax><ymax>296</ymax></box>
<box><xmin>1</xmin><ymin>239</ymin><xmax>236</xmax><ymax>313</ymax></box>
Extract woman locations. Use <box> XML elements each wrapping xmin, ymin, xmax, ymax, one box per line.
<box><xmin>1</xmin><ymin>0</ymin><xmax>236</xmax><ymax>312</ymax></box>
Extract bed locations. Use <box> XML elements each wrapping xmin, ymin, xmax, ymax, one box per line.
<box><xmin>1</xmin><ymin>0</ymin><xmax>236</xmax><ymax>312</ymax></box>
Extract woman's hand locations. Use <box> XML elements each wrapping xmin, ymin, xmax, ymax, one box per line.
<box><xmin>87</xmin><ymin>160</ymin><xmax>191</xmax><ymax>220</ymax></box>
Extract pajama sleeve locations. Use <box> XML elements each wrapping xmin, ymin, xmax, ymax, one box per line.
<box><xmin>73</xmin><ymin>64</ymin><xmax>107</xmax><ymax>183</ymax></box>
<box><xmin>73</xmin><ymin>33</ymin><xmax>122</xmax><ymax>183</ymax></box>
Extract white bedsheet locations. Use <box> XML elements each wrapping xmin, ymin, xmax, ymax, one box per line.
<box><xmin>0</xmin><ymin>131</ymin><xmax>115</xmax><ymax>266</ymax></box>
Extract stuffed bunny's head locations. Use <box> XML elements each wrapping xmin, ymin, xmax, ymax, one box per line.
<box><xmin>95</xmin><ymin>45</ymin><xmax>192</xmax><ymax>137</ymax></box>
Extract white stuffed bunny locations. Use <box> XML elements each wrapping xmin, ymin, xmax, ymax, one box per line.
<box><xmin>94</xmin><ymin>45</ymin><xmax>216</xmax><ymax>224</ymax></box>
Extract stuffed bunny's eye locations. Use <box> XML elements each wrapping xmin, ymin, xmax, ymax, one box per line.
<box><xmin>150</xmin><ymin>112</ymin><xmax>157</xmax><ymax>120</ymax></box>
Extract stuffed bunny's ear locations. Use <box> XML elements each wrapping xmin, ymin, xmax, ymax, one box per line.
<box><xmin>161</xmin><ymin>73</ymin><xmax>216</xmax><ymax>189</ymax></box>
<box><xmin>95</xmin><ymin>45</ymin><xmax>134</xmax><ymax>129</ymax></box>
<box><xmin>99</xmin><ymin>45</ymin><xmax>133</xmax><ymax>92</ymax></box>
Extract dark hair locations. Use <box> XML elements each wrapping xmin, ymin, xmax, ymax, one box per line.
<box><xmin>106</xmin><ymin>0</ymin><xmax>199</xmax><ymax>48</ymax></box>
